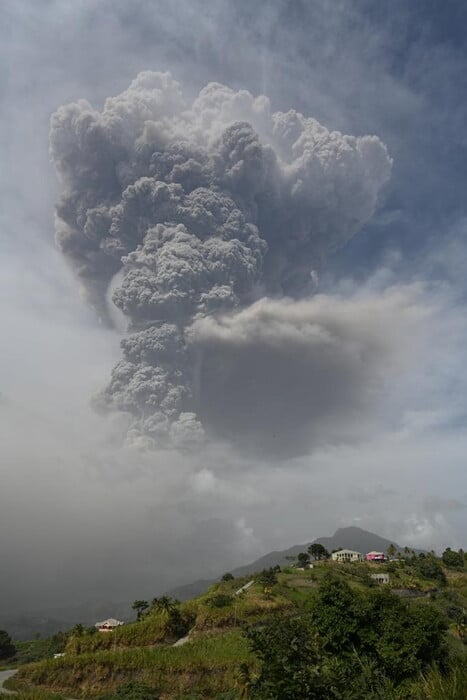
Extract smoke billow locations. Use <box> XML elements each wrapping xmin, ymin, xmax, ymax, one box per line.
<box><xmin>50</xmin><ymin>71</ymin><xmax>392</xmax><ymax>453</ymax></box>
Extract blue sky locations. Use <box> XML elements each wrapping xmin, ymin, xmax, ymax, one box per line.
<box><xmin>1</xmin><ymin>1</ymin><xmax>467</xmax><ymax>611</ymax></box>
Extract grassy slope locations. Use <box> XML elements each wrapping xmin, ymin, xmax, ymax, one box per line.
<box><xmin>10</xmin><ymin>560</ymin><xmax>467</xmax><ymax>699</ymax></box>
<box><xmin>10</xmin><ymin>632</ymin><xmax>252</xmax><ymax>698</ymax></box>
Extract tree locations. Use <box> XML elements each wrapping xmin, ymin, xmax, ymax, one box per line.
<box><xmin>308</xmin><ymin>577</ymin><xmax>362</xmax><ymax>653</ymax></box>
<box><xmin>244</xmin><ymin>576</ymin><xmax>449</xmax><ymax>698</ymax></box>
<box><xmin>150</xmin><ymin>596</ymin><xmax>178</xmax><ymax>617</ymax></box>
<box><xmin>308</xmin><ymin>543</ymin><xmax>329</xmax><ymax>561</ymax></box>
<box><xmin>245</xmin><ymin>614</ymin><xmax>326</xmax><ymax>699</ymax></box>
<box><xmin>387</xmin><ymin>543</ymin><xmax>397</xmax><ymax>558</ymax></box>
<box><xmin>257</xmin><ymin>568</ymin><xmax>278</xmax><ymax>586</ymax></box>
<box><xmin>148</xmin><ymin>597</ymin><xmax>188</xmax><ymax>638</ymax></box>
<box><xmin>0</xmin><ymin>630</ymin><xmax>15</xmax><ymax>660</ymax></box>
<box><xmin>310</xmin><ymin>577</ymin><xmax>447</xmax><ymax>682</ymax></box>
<box><xmin>415</xmin><ymin>555</ymin><xmax>447</xmax><ymax>585</ymax></box>
<box><xmin>132</xmin><ymin>599</ymin><xmax>150</xmax><ymax>621</ymax></box>
<box><xmin>222</xmin><ymin>572</ymin><xmax>234</xmax><ymax>581</ymax></box>
<box><xmin>297</xmin><ymin>552</ymin><xmax>310</xmax><ymax>568</ymax></box>
<box><xmin>442</xmin><ymin>547</ymin><xmax>465</xmax><ymax>569</ymax></box>
<box><xmin>207</xmin><ymin>594</ymin><xmax>234</xmax><ymax>608</ymax></box>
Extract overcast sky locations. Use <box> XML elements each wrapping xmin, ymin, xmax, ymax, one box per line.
<box><xmin>2</xmin><ymin>0</ymin><xmax>467</xmax><ymax>614</ymax></box>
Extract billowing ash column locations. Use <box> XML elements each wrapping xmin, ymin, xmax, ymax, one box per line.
<box><xmin>50</xmin><ymin>71</ymin><xmax>392</xmax><ymax>452</ymax></box>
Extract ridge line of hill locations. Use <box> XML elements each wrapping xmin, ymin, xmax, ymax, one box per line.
<box><xmin>165</xmin><ymin>525</ymin><xmax>418</xmax><ymax>600</ymax></box>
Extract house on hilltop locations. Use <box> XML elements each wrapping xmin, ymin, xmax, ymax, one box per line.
<box><xmin>95</xmin><ymin>618</ymin><xmax>124</xmax><ymax>632</ymax></box>
<box><xmin>331</xmin><ymin>549</ymin><xmax>364</xmax><ymax>563</ymax></box>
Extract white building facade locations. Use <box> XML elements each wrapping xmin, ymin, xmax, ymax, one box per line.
<box><xmin>95</xmin><ymin>618</ymin><xmax>124</xmax><ymax>632</ymax></box>
<box><xmin>331</xmin><ymin>549</ymin><xmax>364</xmax><ymax>563</ymax></box>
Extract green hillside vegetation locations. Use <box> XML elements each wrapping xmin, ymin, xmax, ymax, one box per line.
<box><xmin>6</xmin><ymin>548</ymin><xmax>467</xmax><ymax>699</ymax></box>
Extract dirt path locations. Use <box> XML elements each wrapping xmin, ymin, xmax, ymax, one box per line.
<box><xmin>0</xmin><ymin>669</ymin><xmax>78</xmax><ymax>699</ymax></box>
<box><xmin>0</xmin><ymin>670</ymin><xmax>17</xmax><ymax>695</ymax></box>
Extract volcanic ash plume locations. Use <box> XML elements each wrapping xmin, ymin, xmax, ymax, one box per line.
<box><xmin>50</xmin><ymin>71</ymin><xmax>392</xmax><ymax>453</ymax></box>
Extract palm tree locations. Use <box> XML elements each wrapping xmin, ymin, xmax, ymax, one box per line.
<box><xmin>151</xmin><ymin>596</ymin><xmax>178</xmax><ymax>617</ymax></box>
<box><xmin>132</xmin><ymin>600</ymin><xmax>149</xmax><ymax>621</ymax></box>
<box><xmin>237</xmin><ymin>662</ymin><xmax>252</xmax><ymax>698</ymax></box>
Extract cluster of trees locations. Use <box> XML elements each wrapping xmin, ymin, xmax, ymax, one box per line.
<box><xmin>296</xmin><ymin>543</ymin><xmax>330</xmax><ymax>568</ymax></box>
<box><xmin>442</xmin><ymin>547</ymin><xmax>465</xmax><ymax>569</ymax></box>
<box><xmin>131</xmin><ymin>596</ymin><xmax>188</xmax><ymax>638</ymax></box>
<box><xmin>131</xmin><ymin>595</ymin><xmax>179</xmax><ymax>621</ymax></box>
<box><xmin>413</xmin><ymin>553</ymin><xmax>447</xmax><ymax>585</ymax></box>
<box><xmin>385</xmin><ymin>547</ymin><xmax>465</xmax><ymax>585</ymax></box>
<box><xmin>243</xmin><ymin>576</ymin><xmax>449</xmax><ymax>698</ymax></box>
<box><xmin>256</xmin><ymin>567</ymin><xmax>280</xmax><ymax>587</ymax></box>
<box><xmin>386</xmin><ymin>543</ymin><xmax>466</xmax><ymax>572</ymax></box>
<box><xmin>0</xmin><ymin>629</ymin><xmax>15</xmax><ymax>661</ymax></box>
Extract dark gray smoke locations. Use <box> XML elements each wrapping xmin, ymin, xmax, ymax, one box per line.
<box><xmin>50</xmin><ymin>71</ymin><xmax>392</xmax><ymax>452</ymax></box>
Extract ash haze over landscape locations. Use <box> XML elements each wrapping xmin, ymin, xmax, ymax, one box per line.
<box><xmin>2</xmin><ymin>0</ymin><xmax>467</xmax><ymax>614</ymax></box>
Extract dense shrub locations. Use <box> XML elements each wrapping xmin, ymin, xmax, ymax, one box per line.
<box><xmin>245</xmin><ymin>576</ymin><xmax>449</xmax><ymax>698</ymax></box>
<box><xmin>256</xmin><ymin>568</ymin><xmax>278</xmax><ymax>586</ymax></box>
<box><xmin>207</xmin><ymin>594</ymin><xmax>234</xmax><ymax>609</ymax></box>
<box><xmin>442</xmin><ymin>548</ymin><xmax>465</xmax><ymax>569</ymax></box>
<box><xmin>221</xmin><ymin>573</ymin><xmax>235</xmax><ymax>582</ymax></box>
<box><xmin>414</xmin><ymin>555</ymin><xmax>447</xmax><ymax>585</ymax></box>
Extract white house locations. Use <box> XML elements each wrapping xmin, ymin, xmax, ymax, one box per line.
<box><xmin>331</xmin><ymin>549</ymin><xmax>364</xmax><ymax>563</ymax></box>
<box><xmin>95</xmin><ymin>618</ymin><xmax>124</xmax><ymax>632</ymax></box>
<box><xmin>371</xmin><ymin>573</ymin><xmax>390</xmax><ymax>585</ymax></box>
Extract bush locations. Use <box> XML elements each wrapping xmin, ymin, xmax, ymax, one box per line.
<box><xmin>207</xmin><ymin>594</ymin><xmax>234</xmax><ymax>608</ymax></box>
<box><xmin>222</xmin><ymin>573</ymin><xmax>235</xmax><ymax>582</ymax></box>
<box><xmin>256</xmin><ymin>568</ymin><xmax>278</xmax><ymax>586</ymax></box>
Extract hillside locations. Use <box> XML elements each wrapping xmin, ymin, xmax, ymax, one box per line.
<box><xmin>167</xmin><ymin>525</ymin><xmax>411</xmax><ymax>600</ymax></box>
<box><xmin>8</xmin><ymin>546</ymin><xmax>467</xmax><ymax>699</ymax></box>
<box><xmin>1</xmin><ymin>527</ymin><xmax>407</xmax><ymax>639</ymax></box>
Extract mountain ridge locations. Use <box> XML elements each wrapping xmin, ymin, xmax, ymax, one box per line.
<box><xmin>165</xmin><ymin>525</ymin><xmax>413</xmax><ymax>600</ymax></box>
<box><xmin>0</xmin><ymin>526</ymin><xmax>415</xmax><ymax>638</ymax></box>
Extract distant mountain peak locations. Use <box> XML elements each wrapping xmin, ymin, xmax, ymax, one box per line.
<box><xmin>334</xmin><ymin>526</ymin><xmax>373</xmax><ymax>534</ymax></box>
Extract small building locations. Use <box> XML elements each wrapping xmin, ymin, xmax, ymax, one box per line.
<box><xmin>366</xmin><ymin>551</ymin><xmax>386</xmax><ymax>563</ymax></box>
<box><xmin>95</xmin><ymin>618</ymin><xmax>124</xmax><ymax>632</ymax></box>
<box><xmin>331</xmin><ymin>549</ymin><xmax>364</xmax><ymax>563</ymax></box>
<box><xmin>371</xmin><ymin>573</ymin><xmax>390</xmax><ymax>585</ymax></box>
